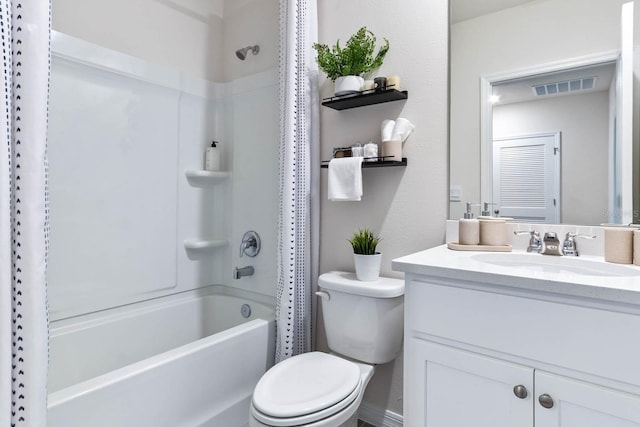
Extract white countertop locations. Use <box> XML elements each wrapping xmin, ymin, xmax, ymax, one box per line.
<box><xmin>392</xmin><ymin>245</ymin><xmax>640</xmax><ymax>306</ymax></box>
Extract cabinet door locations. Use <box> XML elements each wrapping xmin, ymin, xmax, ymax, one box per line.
<box><xmin>405</xmin><ymin>339</ymin><xmax>533</xmax><ymax>427</ymax></box>
<box><xmin>535</xmin><ymin>371</ymin><xmax>640</xmax><ymax>427</ymax></box>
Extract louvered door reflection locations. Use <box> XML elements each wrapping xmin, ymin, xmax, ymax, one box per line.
<box><xmin>492</xmin><ymin>133</ymin><xmax>560</xmax><ymax>223</ymax></box>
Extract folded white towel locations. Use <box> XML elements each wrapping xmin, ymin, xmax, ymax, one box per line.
<box><xmin>328</xmin><ymin>157</ymin><xmax>364</xmax><ymax>201</ymax></box>
<box><xmin>391</xmin><ymin>117</ymin><xmax>415</xmax><ymax>142</ymax></box>
<box><xmin>381</xmin><ymin>119</ymin><xmax>395</xmax><ymax>141</ymax></box>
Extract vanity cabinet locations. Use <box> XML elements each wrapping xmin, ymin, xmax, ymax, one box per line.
<box><xmin>408</xmin><ymin>339</ymin><xmax>640</xmax><ymax>427</ymax></box>
<box><xmin>402</xmin><ymin>276</ymin><xmax>640</xmax><ymax>427</ymax></box>
<box><xmin>407</xmin><ymin>339</ymin><xmax>532</xmax><ymax>426</ymax></box>
<box><xmin>534</xmin><ymin>370</ymin><xmax>640</xmax><ymax>426</ymax></box>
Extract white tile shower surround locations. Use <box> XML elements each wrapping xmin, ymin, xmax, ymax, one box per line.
<box><xmin>48</xmin><ymin>31</ymin><xmax>228</xmax><ymax>320</ymax></box>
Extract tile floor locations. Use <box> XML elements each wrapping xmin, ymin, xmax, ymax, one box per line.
<box><xmin>357</xmin><ymin>421</ymin><xmax>375</xmax><ymax>427</ymax></box>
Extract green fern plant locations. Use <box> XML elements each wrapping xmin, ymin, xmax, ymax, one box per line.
<box><xmin>348</xmin><ymin>228</ymin><xmax>381</xmax><ymax>255</ymax></box>
<box><xmin>313</xmin><ymin>27</ymin><xmax>389</xmax><ymax>81</ymax></box>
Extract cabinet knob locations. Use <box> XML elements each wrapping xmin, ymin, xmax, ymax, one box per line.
<box><xmin>513</xmin><ymin>385</ymin><xmax>528</xmax><ymax>399</ymax></box>
<box><xmin>538</xmin><ymin>393</ymin><xmax>554</xmax><ymax>409</ymax></box>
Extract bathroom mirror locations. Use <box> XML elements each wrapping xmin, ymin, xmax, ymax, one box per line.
<box><xmin>449</xmin><ymin>0</ymin><xmax>638</xmax><ymax>225</ymax></box>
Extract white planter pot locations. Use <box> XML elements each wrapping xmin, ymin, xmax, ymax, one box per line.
<box><xmin>334</xmin><ymin>76</ymin><xmax>364</xmax><ymax>96</ymax></box>
<box><xmin>353</xmin><ymin>253</ymin><xmax>382</xmax><ymax>281</ymax></box>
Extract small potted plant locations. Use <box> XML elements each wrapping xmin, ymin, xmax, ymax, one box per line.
<box><xmin>348</xmin><ymin>228</ymin><xmax>382</xmax><ymax>281</ymax></box>
<box><xmin>313</xmin><ymin>26</ymin><xmax>389</xmax><ymax>96</ymax></box>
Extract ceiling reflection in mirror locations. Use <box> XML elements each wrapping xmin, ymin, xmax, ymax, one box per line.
<box><xmin>449</xmin><ymin>0</ymin><xmax>635</xmax><ymax>226</ymax></box>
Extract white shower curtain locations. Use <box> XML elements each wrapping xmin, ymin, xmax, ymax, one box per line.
<box><xmin>0</xmin><ymin>1</ymin><xmax>51</xmax><ymax>426</ymax></box>
<box><xmin>276</xmin><ymin>0</ymin><xmax>319</xmax><ymax>362</ymax></box>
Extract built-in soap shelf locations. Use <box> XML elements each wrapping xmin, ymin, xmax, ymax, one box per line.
<box><xmin>184</xmin><ymin>170</ymin><xmax>230</xmax><ymax>255</ymax></box>
<box><xmin>183</xmin><ymin>239</ymin><xmax>229</xmax><ymax>251</ymax></box>
<box><xmin>185</xmin><ymin>170</ymin><xmax>230</xmax><ymax>187</ymax></box>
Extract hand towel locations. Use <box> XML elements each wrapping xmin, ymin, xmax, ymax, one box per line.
<box><xmin>328</xmin><ymin>157</ymin><xmax>364</xmax><ymax>201</ymax></box>
<box><xmin>391</xmin><ymin>117</ymin><xmax>415</xmax><ymax>142</ymax></box>
<box><xmin>381</xmin><ymin>119</ymin><xmax>395</xmax><ymax>141</ymax></box>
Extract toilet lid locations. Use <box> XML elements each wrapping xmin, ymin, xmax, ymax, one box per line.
<box><xmin>252</xmin><ymin>352</ymin><xmax>361</xmax><ymax>419</ymax></box>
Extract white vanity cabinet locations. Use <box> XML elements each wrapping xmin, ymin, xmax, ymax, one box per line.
<box><xmin>399</xmin><ymin>267</ymin><xmax>640</xmax><ymax>427</ymax></box>
<box><xmin>407</xmin><ymin>338</ymin><xmax>533</xmax><ymax>426</ymax></box>
<box><xmin>534</xmin><ymin>370</ymin><xmax>640</xmax><ymax>426</ymax></box>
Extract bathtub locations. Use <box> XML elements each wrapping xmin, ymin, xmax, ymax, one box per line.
<box><xmin>47</xmin><ymin>285</ymin><xmax>275</xmax><ymax>427</ymax></box>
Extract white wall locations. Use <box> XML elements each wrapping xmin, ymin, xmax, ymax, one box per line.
<box><xmin>493</xmin><ymin>91</ymin><xmax>610</xmax><ymax>225</ymax></box>
<box><xmin>450</xmin><ymin>0</ymin><xmax>628</xmax><ymax>221</ymax></box>
<box><xmin>53</xmin><ymin>0</ymin><xmax>280</xmax><ymax>83</ymax></box>
<box><xmin>223</xmin><ymin>0</ymin><xmax>279</xmax><ymax>81</ymax></box>
<box><xmin>53</xmin><ymin>0</ymin><xmax>224</xmax><ymax>82</ymax></box>
<box><xmin>317</xmin><ymin>0</ymin><xmax>449</xmax><ymax>417</ymax></box>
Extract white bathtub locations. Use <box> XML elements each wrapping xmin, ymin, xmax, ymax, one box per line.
<box><xmin>47</xmin><ymin>285</ymin><xmax>275</xmax><ymax>427</ymax></box>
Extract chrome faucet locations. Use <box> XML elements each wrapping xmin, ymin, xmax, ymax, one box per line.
<box><xmin>562</xmin><ymin>232</ymin><xmax>596</xmax><ymax>256</ymax></box>
<box><xmin>233</xmin><ymin>266</ymin><xmax>254</xmax><ymax>279</ymax></box>
<box><xmin>514</xmin><ymin>230</ymin><xmax>542</xmax><ymax>253</ymax></box>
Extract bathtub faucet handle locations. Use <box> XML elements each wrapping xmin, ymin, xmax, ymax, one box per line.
<box><xmin>240</xmin><ymin>231</ymin><xmax>261</xmax><ymax>257</ymax></box>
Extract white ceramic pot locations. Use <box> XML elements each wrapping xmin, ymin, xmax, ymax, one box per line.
<box><xmin>334</xmin><ymin>76</ymin><xmax>364</xmax><ymax>96</ymax></box>
<box><xmin>353</xmin><ymin>253</ymin><xmax>382</xmax><ymax>281</ymax></box>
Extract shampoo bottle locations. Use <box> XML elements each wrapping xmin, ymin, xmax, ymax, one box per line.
<box><xmin>459</xmin><ymin>202</ymin><xmax>480</xmax><ymax>245</ymax></box>
<box><xmin>204</xmin><ymin>141</ymin><xmax>221</xmax><ymax>171</ymax></box>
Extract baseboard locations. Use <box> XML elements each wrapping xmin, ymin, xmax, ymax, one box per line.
<box><xmin>358</xmin><ymin>401</ymin><xmax>403</xmax><ymax>427</ymax></box>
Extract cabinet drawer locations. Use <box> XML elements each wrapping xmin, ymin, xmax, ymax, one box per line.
<box><xmin>407</xmin><ymin>280</ymin><xmax>640</xmax><ymax>388</ymax></box>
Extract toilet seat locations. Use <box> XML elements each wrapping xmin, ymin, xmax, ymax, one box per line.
<box><xmin>251</xmin><ymin>380</ymin><xmax>361</xmax><ymax>426</ymax></box>
<box><xmin>251</xmin><ymin>352</ymin><xmax>363</xmax><ymax>426</ymax></box>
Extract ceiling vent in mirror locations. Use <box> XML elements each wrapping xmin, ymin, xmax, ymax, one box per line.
<box><xmin>532</xmin><ymin>76</ymin><xmax>597</xmax><ymax>96</ymax></box>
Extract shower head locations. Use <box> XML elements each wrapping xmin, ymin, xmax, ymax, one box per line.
<box><xmin>236</xmin><ymin>45</ymin><xmax>260</xmax><ymax>60</ymax></box>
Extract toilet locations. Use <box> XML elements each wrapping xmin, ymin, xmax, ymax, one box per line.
<box><xmin>249</xmin><ymin>271</ymin><xmax>404</xmax><ymax>427</ymax></box>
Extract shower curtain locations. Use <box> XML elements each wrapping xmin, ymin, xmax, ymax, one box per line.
<box><xmin>276</xmin><ymin>0</ymin><xmax>319</xmax><ymax>362</ymax></box>
<box><xmin>0</xmin><ymin>1</ymin><xmax>51</xmax><ymax>426</ymax></box>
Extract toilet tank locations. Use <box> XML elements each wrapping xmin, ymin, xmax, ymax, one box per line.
<box><xmin>318</xmin><ymin>271</ymin><xmax>404</xmax><ymax>364</ymax></box>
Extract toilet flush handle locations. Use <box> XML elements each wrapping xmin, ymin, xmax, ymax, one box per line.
<box><xmin>315</xmin><ymin>291</ymin><xmax>330</xmax><ymax>300</ymax></box>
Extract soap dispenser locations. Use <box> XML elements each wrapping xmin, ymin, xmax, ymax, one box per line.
<box><xmin>481</xmin><ymin>202</ymin><xmax>497</xmax><ymax>217</ymax></box>
<box><xmin>459</xmin><ymin>202</ymin><xmax>480</xmax><ymax>245</ymax></box>
<box><xmin>205</xmin><ymin>140</ymin><xmax>221</xmax><ymax>171</ymax></box>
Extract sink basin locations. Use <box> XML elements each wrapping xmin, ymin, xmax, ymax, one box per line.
<box><xmin>470</xmin><ymin>253</ymin><xmax>640</xmax><ymax>277</ymax></box>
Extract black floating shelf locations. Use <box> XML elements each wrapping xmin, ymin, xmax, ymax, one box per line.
<box><xmin>322</xmin><ymin>89</ymin><xmax>408</xmax><ymax>110</ymax></box>
<box><xmin>321</xmin><ymin>158</ymin><xmax>407</xmax><ymax>168</ymax></box>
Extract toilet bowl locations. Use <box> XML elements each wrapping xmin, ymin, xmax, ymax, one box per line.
<box><xmin>249</xmin><ymin>271</ymin><xmax>404</xmax><ymax>427</ymax></box>
<box><xmin>249</xmin><ymin>352</ymin><xmax>373</xmax><ymax>427</ymax></box>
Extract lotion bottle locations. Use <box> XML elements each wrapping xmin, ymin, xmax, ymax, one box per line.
<box><xmin>204</xmin><ymin>141</ymin><xmax>221</xmax><ymax>171</ymax></box>
<box><xmin>458</xmin><ymin>202</ymin><xmax>480</xmax><ymax>245</ymax></box>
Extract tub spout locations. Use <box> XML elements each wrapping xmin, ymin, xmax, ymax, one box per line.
<box><xmin>233</xmin><ymin>266</ymin><xmax>254</xmax><ymax>280</ymax></box>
